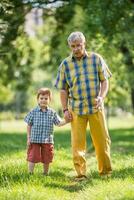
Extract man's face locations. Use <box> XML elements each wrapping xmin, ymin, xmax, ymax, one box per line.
<box><xmin>69</xmin><ymin>39</ymin><xmax>85</xmax><ymax>59</ymax></box>
<box><xmin>38</xmin><ymin>94</ymin><xmax>50</xmax><ymax>108</ymax></box>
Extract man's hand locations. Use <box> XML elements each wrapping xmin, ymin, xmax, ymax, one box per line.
<box><xmin>64</xmin><ymin>110</ymin><xmax>73</xmax><ymax>122</ymax></box>
<box><xmin>95</xmin><ymin>96</ymin><xmax>103</xmax><ymax>109</ymax></box>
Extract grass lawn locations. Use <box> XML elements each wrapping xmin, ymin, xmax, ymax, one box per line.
<box><xmin>0</xmin><ymin>116</ymin><xmax>134</xmax><ymax>200</ymax></box>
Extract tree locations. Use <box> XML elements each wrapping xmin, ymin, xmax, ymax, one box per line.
<box><xmin>0</xmin><ymin>0</ymin><xmax>133</xmax><ymax>114</ymax></box>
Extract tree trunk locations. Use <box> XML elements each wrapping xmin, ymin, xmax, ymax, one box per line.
<box><xmin>131</xmin><ymin>88</ymin><xmax>134</xmax><ymax>113</ymax></box>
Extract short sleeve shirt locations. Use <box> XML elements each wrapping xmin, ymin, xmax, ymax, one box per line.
<box><xmin>24</xmin><ymin>106</ymin><xmax>61</xmax><ymax>143</ymax></box>
<box><xmin>55</xmin><ymin>52</ymin><xmax>112</xmax><ymax>115</ymax></box>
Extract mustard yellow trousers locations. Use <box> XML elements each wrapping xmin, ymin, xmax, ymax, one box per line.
<box><xmin>71</xmin><ymin>109</ymin><xmax>112</xmax><ymax>176</ymax></box>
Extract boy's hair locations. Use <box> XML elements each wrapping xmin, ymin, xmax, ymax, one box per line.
<box><xmin>37</xmin><ymin>88</ymin><xmax>52</xmax><ymax>100</ymax></box>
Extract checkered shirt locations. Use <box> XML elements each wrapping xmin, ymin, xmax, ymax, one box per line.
<box><xmin>24</xmin><ymin>106</ymin><xmax>61</xmax><ymax>143</ymax></box>
<box><xmin>55</xmin><ymin>52</ymin><xmax>112</xmax><ymax>115</ymax></box>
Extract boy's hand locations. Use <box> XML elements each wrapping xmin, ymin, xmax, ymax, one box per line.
<box><xmin>64</xmin><ymin>110</ymin><xmax>73</xmax><ymax>122</ymax></box>
<box><xmin>64</xmin><ymin>118</ymin><xmax>70</xmax><ymax>124</ymax></box>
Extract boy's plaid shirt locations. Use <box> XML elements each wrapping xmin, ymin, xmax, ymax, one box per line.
<box><xmin>55</xmin><ymin>52</ymin><xmax>112</xmax><ymax>115</ymax></box>
<box><xmin>24</xmin><ymin>106</ymin><xmax>61</xmax><ymax>143</ymax></box>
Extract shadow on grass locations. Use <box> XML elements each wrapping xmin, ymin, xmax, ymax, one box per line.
<box><xmin>0</xmin><ymin>127</ymin><xmax>134</xmax><ymax>156</ymax></box>
<box><xmin>0</xmin><ymin>132</ymin><xmax>26</xmax><ymax>156</ymax></box>
<box><xmin>0</xmin><ymin>169</ymin><xmax>93</xmax><ymax>192</ymax></box>
<box><xmin>42</xmin><ymin>179</ymin><xmax>93</xmax><ymax>192</ymax></box>
<box><xmin>1</xmin><ymin>166</ymin><xmax>134</xmax><ymax>193</ymax></box>
<box><xmin>0</xmin><ymin>129</ymin><xmax>92</xmax><ymax>157</ymax></box>
<box><xmin>112</xmin><ymin>166</ymin><xmax>134</xmax><ymax>179</ymax></box>
<box><xmin>110</xmin><ymin>128</ymin><xmax>134</xmax><ymax>154</ymax></box>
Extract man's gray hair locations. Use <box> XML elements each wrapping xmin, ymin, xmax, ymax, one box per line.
<box><xmin>67</xmin><ymin>32</ymin><xmax>86</xmax><ymax>44</ymax></box>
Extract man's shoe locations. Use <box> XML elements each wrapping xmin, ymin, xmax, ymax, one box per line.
<box><xmin>74</xmin><ymin>175</ymin><xmax>87</xmax><ymax>182</ymax></box>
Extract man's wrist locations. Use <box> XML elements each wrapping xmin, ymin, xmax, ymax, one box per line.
<box><xmin>97</xmin><ymin>96</ymin><xmax>103</xmax><ymax>101</ymax></box>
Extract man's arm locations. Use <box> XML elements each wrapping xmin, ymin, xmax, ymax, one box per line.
<box><xmin>95</xmin><ymin>79</ymin><xmax>109</xmax><ymax>108</ymax></box>
<box><xmin>60</xmin><ymin>89</ymin><xmax>73</xmax><ymax>122</ymax></box>
<box><xmin>60</xmin><ymin>89</ymin><xmax>68</xmax><ymax>110</ymax></box>
<box><xmin>99</xmin><ymin>79</ymin><xmax>109</xmax><ymax>99</ymax></box>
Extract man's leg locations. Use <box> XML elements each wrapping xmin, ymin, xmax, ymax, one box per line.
<box><xmin>71</xmin><ymin>111</ymin><xmax>88</xmax><ymax>176</ymax></box>
<box><xmin>88</xmin><ymin>109</ymin><xmax>112</xmax><ymax>176</ymax></box>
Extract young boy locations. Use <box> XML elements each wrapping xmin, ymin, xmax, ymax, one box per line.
<box><xmin>24</xmin><ymin>88</ymin><xmax>67</xmax><ymax>175</ymax></box>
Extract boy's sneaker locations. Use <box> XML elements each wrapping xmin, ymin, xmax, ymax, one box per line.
<box><xmin>74</xmin><ymin>175</ymin><xmax>87</xmax><ymax>182</ymax></box>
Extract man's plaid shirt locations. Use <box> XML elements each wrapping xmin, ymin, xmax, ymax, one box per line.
<box><xmin>24</xmin><ymin>106</ymin><xmax>61</xmax><ymax>143</ymax></box>
<box><xmin>55</xmin><ymin>52</ymin><xmax>112</xmax><ymax>115</ymax></box>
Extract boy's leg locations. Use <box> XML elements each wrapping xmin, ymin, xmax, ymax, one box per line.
<box><xmin>28</xmin><ymin>162</ymin><xmax>35</xmax><ymax>173</ymax></box>
<box><xmin>27</xmin><ymin>143</ymin><xmax>41</xmax><ymax>173</ymax></box>
<box><xmin>43</xmin><ymin>163</ymin><xmax>50</xmax><ymax>175</ymax></box>
<box><xmin>71</xmin><ymin>111</ymin><xmax>88</xmax><ymax>177</ymax></box>
<box><xmin>88</xmin><ymin>109</ymin><xmax>112</xmax><ymax>176</ymax></box>
<box><xmin>41</xmin><ymin>144</ymin><xmax>54</xmax><ymax>175</ymax></box>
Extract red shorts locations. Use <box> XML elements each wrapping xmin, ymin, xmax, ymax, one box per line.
<box><xmin>27</xmin><ymin>143</ymin><xmax>54</xmax><ymax>164</ymax></box>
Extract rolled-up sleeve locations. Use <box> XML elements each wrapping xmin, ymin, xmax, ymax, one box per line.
<box><xmin>98</xmin><ymin>56</ymin><xmax>112</xmax><ymax>81</ymax></box>
<box><xmin>24</xmin><ymin>111</ymin><xmax>33</xmax><ymax>125</ymax></box>
<box><xmin>54</xmin><ymin>62</ymin><xmax>68</xmax><ymax>90</ymax></box>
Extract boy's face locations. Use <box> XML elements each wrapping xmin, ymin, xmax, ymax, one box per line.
<box><xmin>38</xmin><ymin>94</ymin><xmax>50</xmax><ymax>108</ymax></box>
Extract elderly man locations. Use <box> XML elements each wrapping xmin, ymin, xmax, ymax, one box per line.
<box><xmin>55</xmin><ymin>31</ymin><xmax>112</xmax><ymax>181</ymax></box>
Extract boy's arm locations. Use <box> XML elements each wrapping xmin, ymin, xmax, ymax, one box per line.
<box><xmin>27</xmin><ymin>124</ymin><xmax>31</xmax><ymax>145</ymax></box>
<box><xmin>57</xmin><ymin>119</ymin><xmax>68</xmax><ymax>127</ymax></box>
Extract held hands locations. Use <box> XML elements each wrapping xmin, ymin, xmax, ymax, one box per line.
<box><xmin>63</xmin><ymin>109</ymin><xmax>73</xmax><ymax>122</ymax></box>
<box><xmin>95</xmin><ymin>96</ymin><xmax>103</xmax><ymax>109</ymax></box>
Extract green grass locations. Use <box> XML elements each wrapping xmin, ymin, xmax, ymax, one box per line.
<box><xmin>0</xmin><ymin>116</ymin><xmax>134</xmax><ymax>200</ymax></box>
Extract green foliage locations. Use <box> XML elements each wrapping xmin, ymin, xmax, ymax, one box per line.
<box><xmin>0</xmin><ymin>0</ymin><xmax>25</xmax><ymax>47</ymax></box>
<box><xmin>0</xmin><ymin>0</ymin><xmax>134</xmax><ymax>113</ymax></box>
<box><xmin>0</xmin><ymin>84</ymin><xmax>13</xmax><ymax>104</ymax></box>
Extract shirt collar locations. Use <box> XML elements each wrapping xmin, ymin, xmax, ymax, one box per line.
<box><xmin>37</xmin><ymin>105</ymin><xmax>49</xmax><ymax>112</ymax></box>
<box><xmin>71</xmin><ymin>50</ymin><xmax>89</xmax><ymax>61</ymax></box>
